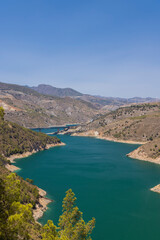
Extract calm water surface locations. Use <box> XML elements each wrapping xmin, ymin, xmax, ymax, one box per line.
<box><xmin>14</xmin><ymin>131</ymin><xmax>160</xmax><ymax>240</ymax></box>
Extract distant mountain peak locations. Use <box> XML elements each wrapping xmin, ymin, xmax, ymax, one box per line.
<box><xmin>31</xmin><ymin>84</ymin><xmax>83</xmax><ymax>97</ymax></box>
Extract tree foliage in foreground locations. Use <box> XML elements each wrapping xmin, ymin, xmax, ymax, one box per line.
<box><xmin>0</xmin><ymin>173</ymin><xmax>95</xmax><ymax>240</ymax></box>
<box><xmin>0</xmin><ymin>173</ymin><xmax>35</xmax><ymax>240</ymax></box>
<box><xmin>42</xmin><ymin>189</ymin><xmax>95</xmax><ymax>240</ymax></box>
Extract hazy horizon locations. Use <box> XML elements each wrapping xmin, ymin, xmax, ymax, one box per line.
<box><xmin>0</xmin><ymin>80</ymin><xmax>159</xmax><ymax>99</ymax></box>
<box><xmin>0</xmin><ymin>0</ymin><xmax>160</xmax><ymax>98</ymax></box>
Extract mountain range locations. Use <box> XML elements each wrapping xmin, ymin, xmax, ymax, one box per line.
<box><xmin>30</xmin><ymin>84</ymin><xmax>159</xmax><ymax>108</ymax></box>
<box><xmin>0</xmin><ymin>82</ymin><xmax>98</xmax><ymax>128</ymax></box>
<box><xmin>0</xmin><ymin>81</ymin><xmax>159</xmax><ymax>128</ymax></box>
<box><xmin>31</xmin><ymin>84</ymin><xmax>83</xmax><ymax>97</ymax></box>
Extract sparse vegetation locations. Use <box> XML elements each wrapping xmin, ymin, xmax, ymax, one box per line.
<box><xmin>69</xmin><ymin>102</ymin><xmax>160</xmax><ymax>161</ymax></box>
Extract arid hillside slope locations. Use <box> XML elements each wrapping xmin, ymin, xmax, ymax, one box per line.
<box><xmin>127</xmin><ymin>138</ymin><xmax>160</xmax><ymax>164</ymax></box>
<box><xmin>68</xmin><ymin>103</ymin><xmax>160</xmax><ymax>141</ymax></box>
<box><xmin>0</xmin><ymin>82</ymin><xmax>98</xmax><ymax>128</ymax></box>
<box><xmin>63</xmin><ymin>103</ymin><xmax>160</xmax><ymax>162</ymax></box>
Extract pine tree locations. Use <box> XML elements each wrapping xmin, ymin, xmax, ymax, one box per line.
<box><xmin>42</xmin><ymin>189</ymin><xmax>95</xmax><ymax>240</ymax></box>
<box><xmin>0</xmin><ymin>107</ymin><xmax>5</xmax><ymax>121</ymax></box>
<box><xmin>42</xmin><ymin>220</ymin><xmax>58</xmax><ymax>240</ymax></box>
<box><xmin>58</xmin><ymin>189</ymin><xmax>95</xmax><ymax>240</ymax></box>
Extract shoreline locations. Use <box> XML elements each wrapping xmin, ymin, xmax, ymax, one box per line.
<box><xmin>5</xmin><ymin>164</ymin><xmax>21</xmax><ymax>171</ymax></box>
<box><xmin>150</xmin><ymin>184</ymin><xmax>160</xmax><ymax>194</ymax></box>
<box><xmin>127</xmin><ymin>148</ymin><xmax>160</xmax><ymax>165</ymax></box>
<box><xmin>7</xmin><ymin>142</ymin><xmax>65</xmax><ymax>163</ymax></box>
<box><xmin>5</xmin><ymin>131</ymin><xmax>160</xmax><ymax>222</ymax></box>
<box><xmin>71</xmin><ymin>131</ymin><xmax>160</xmax><ymax>196</ymax></box>
<box><xmin>69</xmin><ymin>130</ymin><xmax>160</xmax><ymax>165</ymax></box>
<box><xmin>5</xmin><ymin>141</ymin><xmax>65</xmax><ymax>221</ymax></box>
<box><xmin>71</xmin><ymin>131</ymin><xmax>146</xmax><ymax>145</ymax></box>
<box><xmin>76</xmin><ymin>132</ymin><xmax>160</xmax><ymax>165</ymax></box>
<box><xmin>33</xmin><ymin>187</ymin><xmax>53</xmax><ymax>221</ymax></box>
<box><xmin>5</xmin><ymin>164</ymin><xmax>53</xmax><ymax>221</ymax></box>
<box><xmin>29</xmin><ymin>123</ymin><xmax>80</xmax><ymax>130</ymax></box>
<box><xmin>96</xmin><ymin>136</ymin><xmax>145</xmax><ymax>145</ymax></box>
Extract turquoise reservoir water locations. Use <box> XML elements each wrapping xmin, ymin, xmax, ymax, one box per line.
<box><xmin>14</xmin><ymin>134</ymin><xmax>160</xmax><ymax>240</ymax></box>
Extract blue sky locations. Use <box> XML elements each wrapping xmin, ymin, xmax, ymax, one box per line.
<box><xmin>0</xmin><ymin>0</ymin><xmax>160</xmax><ymax>97</ymax></box>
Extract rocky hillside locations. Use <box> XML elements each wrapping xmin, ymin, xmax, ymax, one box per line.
<box><xmin>1</xmin><ymin>81</ymin><xmax>159</xmax><ymax>128</ymax></box>
<box><xmin>127</xmin><ymin>138</ymin><xmax>160</xmax><ymax>164</ymax></box>
<box><xmin>63</xmin><ymin>103</ymin><xmax>160</xmax><ymax>163</ymax></box>
<box><xmin>68</xmin><ymin>103</ymin><xmax>160</xmax><ymax>141</ymax></box>
<box><xmin>0</xmin><ymin>82</ymin><xmax>98</xmax><ymax>128</ymax></box>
